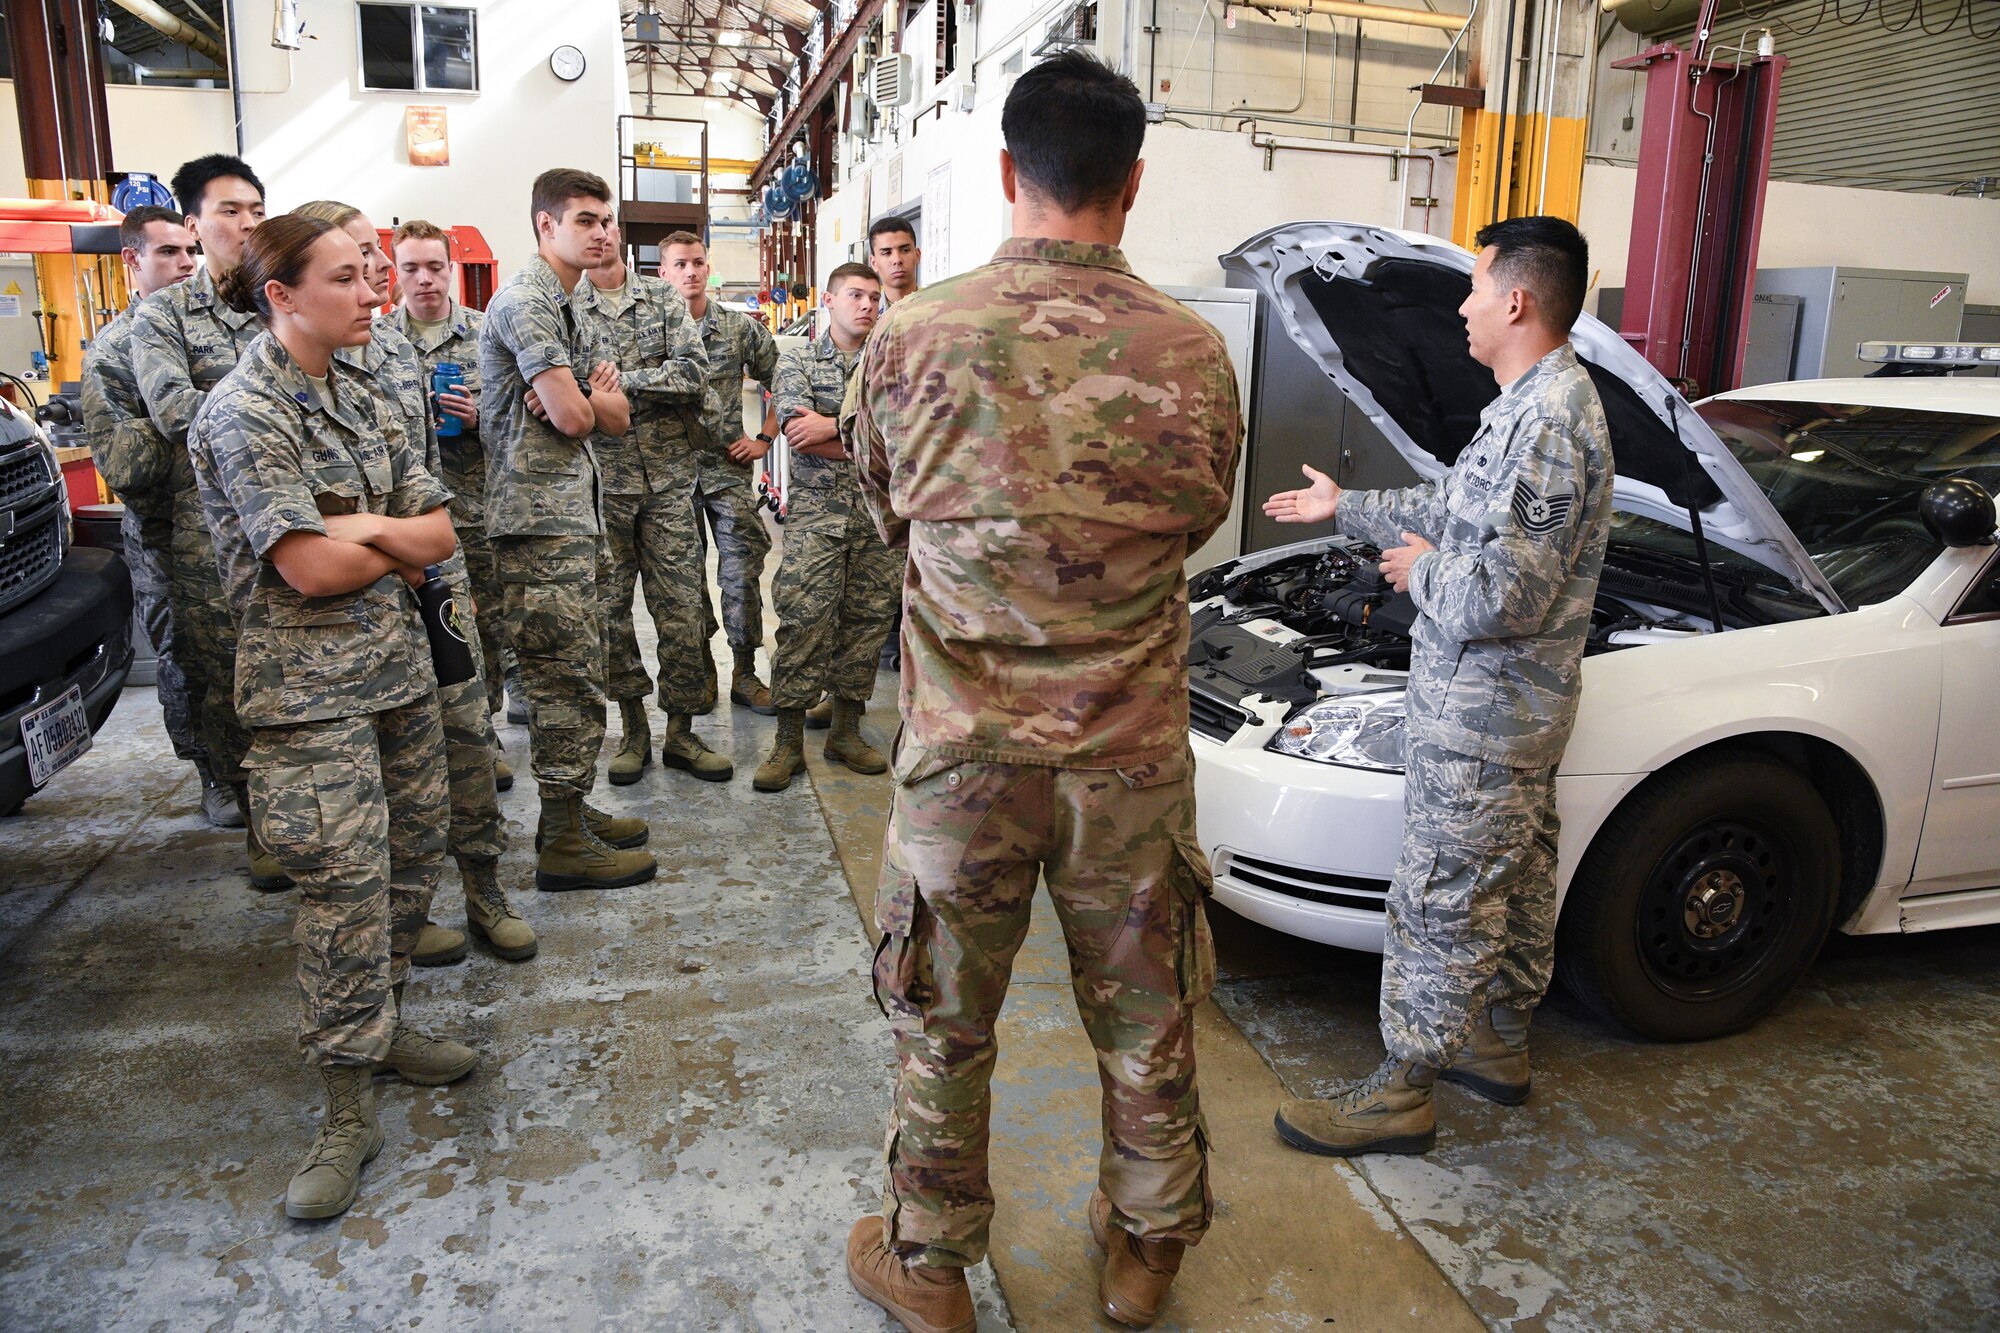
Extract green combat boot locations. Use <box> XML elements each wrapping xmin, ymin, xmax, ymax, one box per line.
<box><xmin>285</xmin><ymin>1064</ymin><xmax>382</xmax><ymax>1220</ymax></box>
<box><xmin>492</xmin><ymin>741</ymin><xmax>513</xmax><ymax>793</ymax></box>
<box><xmin>246</xmin><ymin>820</ymin><xmax>293</xmax><ymax>893</ymax></box>
<box><xmin>412</xmin><ymin>920</ymin><xmax>468</xmax><ymax>967</ymax></box>
<box><xmin>533</xmin><ymin>801</ymin><xmax>648</xmax><ymax>851</ymax></box>
<box><xmin>1440</xmin><ymin>1006</ymin><xmax>1531</xmax><ymax>1105</ymax></box>
<box><xmin>804</xmin><ymin>694</ymin><xmax>833</xmax><ymax>730</ymax></box>
<box><xmin>753</xmin><ymin>709</ymin><xmax>807</xmax><ymax>793</ymax></box>
<box><xmin>1274</xmin><ymin>1057</ymin><xmax>1437</xmax><ymax>1157</ymax></box>
<box><xmin>608</xmin><ymin>698</ymin><xmax>653</xmax><ymax>786</ymax></box>
<box><xmin>661</xmin><ymin>713</ymin><xmax>733</xmax><ymax>782</ymax></box>
<box><xmin>729</xmin><ymin>648</ymin><xmax>777</xmax><ymax>716</ymax></box>
<box><xmin>535</xmin><ymin>794</ymin><xmax>658</xmax><ymax>891</ymax></box>
<box><xmin>825</xmin><ymin>698</ymin><xmax>888</xmax><ymax>775</ymax></box>
<box><xmin>461</xmin><ymin>856</ymin><xmax>537</xmax><ymax>961</ymax></box>
<box><xmin>382</xmin><ymin>984</ymin><xmax>480</xmax><ymax>1086</ymax></box>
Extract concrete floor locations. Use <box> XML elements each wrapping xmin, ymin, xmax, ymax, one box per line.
<box><xmin>3</xmin><ymin>664</ymin><xmax>1998</xmax><ymax>1331</ymax></box>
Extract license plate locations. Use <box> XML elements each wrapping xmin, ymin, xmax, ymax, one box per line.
<box><xmin>21</xmin><ymin>685</ymin><xmax>91</xmax><ymax>789</ymax></box>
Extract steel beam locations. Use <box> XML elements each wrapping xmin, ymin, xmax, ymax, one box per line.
<box><xmin>750</xmin><ymin>0</ymin><xmax>887</xmax><ymax>190</ymax></box>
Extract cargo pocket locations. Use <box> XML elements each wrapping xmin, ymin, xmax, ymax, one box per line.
<box><xmin>268</xmin><ymin>597</ymin><xmax>369</xmax><ymax>696</ymax></box>
<box><xmin>891</xmin><ymin>740</ymin><xmax>967</xmax><ymax>791</ymax></box>
<box><xmin>1170</xmin><ymin>835</ymin><xmax>1217</xmax><ymax>1007</ymax></box>
<box><xmin>871</xmin><ymin>859</ymin><xmax>935</xmax><ymax>1033</ymax></box>
<box><xmin>249</xmin><ymin>760</ymin><xmax>365</xmax><ymax>872</ymax></box>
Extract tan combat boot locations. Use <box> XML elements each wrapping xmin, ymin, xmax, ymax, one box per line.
<box><xmin>532</xmin><ymin>802</ymin><xmax>649</xmax><ymax>852</ymax></box>
<box><xmin>461</xmin><ymin>856</ymin><xmax>537</xmax><ymax>961</ymax></box>
<box><xmin>412</xmin><ymin>920</ymin><xmax>468</xmax><ymax>967</ymax></box>
<box><xmin>845</xmin><ymin>1216</ymin><xmax>976</xmax><ymax>1333</ymax></box>
<box><xmin>1441</xmin><ymin>1006</ymin><xmax>1531</xmax><ymax>1105</ymax></box>
<box><xmin>535</xmin><ymin>793</ymin><xmax>658</xmax><ymax>891</ymax></box>
<box><xmin>381</xmin><ymin>982</ymin><xmax>479</xmax><ymax>1085</ymax></box>
<box><xmin>1090</xmin><ymin>1190</ymin><xmax>1186</xmax><ymax>1329</ymax></box>
<box><xmin>804</xmin><ymin>694</ymin><xmax>833</xmax><ymax>730</ymax></box>
<box><xmin>285</xmin><ymin>1064</ymin><xmax>383</xmax><ymax>1220</ymax></box>
<box><xmin>660</xmin><ymin>713</ymin><xmax>734</xmax><ymax>781</ymax></box>
<box><xmin>729</xmin><ymin>647</ymin><xmax>778</xmax><ymax>716</ymax></box>
<box><xmin>246</xmin><ymin>821</ymin><xmax>293</xmax><ymax>893</ymax></box>
<box><xmin>753</xmin><ymin>709</ymin><xmax>807</xmax><ymax>793</ymax></box>
<box><xmin>492</xmin><ymin>740</ymin><xmax>513</xmax><ymax>793</ymax></box>
<box><xmin>608</xmin><ymin>698</ymin><xmax>653</xmax><ymax>786</ymax></box>
<box><xmin>825</xmin><ymin>697</ymin><xmax>888</xmax><ymax>775</ymax></box>
<box><xmin>1274</xmin><ymin>1057</ymin><xmax>1437</xmax><ymax>1156</ymax></box>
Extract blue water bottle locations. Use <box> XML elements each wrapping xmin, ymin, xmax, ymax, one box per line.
<box><xmin>431</xmin><ymin>363</ymin><xmax>465</xmax><ymax>438</ymax></box>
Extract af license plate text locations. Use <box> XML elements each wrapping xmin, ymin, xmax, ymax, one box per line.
<box><xmin>22</xmin><ymin>686</ymin><xmax>90</xmax><ymax>788</ymax></box>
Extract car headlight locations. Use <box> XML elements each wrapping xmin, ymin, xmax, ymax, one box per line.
<box><xmin>1265</xmin><ymin>693</ymin><xmax>1408</xmax><ymax>772</ymax></box>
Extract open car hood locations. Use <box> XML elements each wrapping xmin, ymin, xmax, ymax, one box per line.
<box><xmin>1220</xmin><ymin>222</ymin><xmax>1844</xmax><ymax>613</ymax></box>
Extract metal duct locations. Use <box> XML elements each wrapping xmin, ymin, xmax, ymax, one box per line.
<box><xmin>1237</xmin><ymin>0</ymin><xmax>1471</xmax><ymax>34</ymax></box>
<box><xmin>109</xmin><ymin>0</ymin><xmax>227</xmax><ymax>64</ymax></box>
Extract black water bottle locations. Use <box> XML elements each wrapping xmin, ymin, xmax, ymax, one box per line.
<box><xmin>414</xmin><ymin>565</ymin><xmax>477</xmax><ymax>687</ymax></box>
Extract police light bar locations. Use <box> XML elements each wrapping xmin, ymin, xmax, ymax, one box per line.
<box><xmin>1857</xmin><ymin>341</ymin><xmax>2000</xmax><ymax>366</ymax></box>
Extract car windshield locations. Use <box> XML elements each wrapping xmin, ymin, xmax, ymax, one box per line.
<box><xmin>1694</xmin><ymin>398</ymin><xmax>2000</xmax><ymax>607</ymax></box>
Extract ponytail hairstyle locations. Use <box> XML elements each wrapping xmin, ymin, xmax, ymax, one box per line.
<box><xmin>214</xmin><ymin>213</ymin><xmax>338</xmax><ymax>322</ymax></box>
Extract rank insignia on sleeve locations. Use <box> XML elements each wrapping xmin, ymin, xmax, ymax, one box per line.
<box><xmin>1512</xmin><ymin>480</ymin><xmax>1576</xmax><ymax>536</ymax></box>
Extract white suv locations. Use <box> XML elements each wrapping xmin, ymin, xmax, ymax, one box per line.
<box><xmin>1192</xmin><ymin>222</ymin><xmax>2000</xmax><ymax>1042</ymax></box>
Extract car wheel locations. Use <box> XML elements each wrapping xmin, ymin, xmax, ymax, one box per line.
<box><xmin>1555</xmin><ymin>752</ymin><xmax>1840</xmax><ymax>1042</ymax></box>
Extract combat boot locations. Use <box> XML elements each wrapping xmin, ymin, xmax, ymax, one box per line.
<box><xmin>535</xmin><ymin>793</ymin><xmax>658</xmax><ymax>891</ymax></box>
<box><xmin>381</xmin><ymin>983</ymin><xmax>479</xmax><ymax>1085</ymax></box>
<box><xmin>1274</xmin><ymin>1057</ymin><xmax>1437</xmax><ymax>1157</ymax></box>
<box><xmin>608</xmin><ymin>698</ymin><xmax>653</xmax><ymax>786</ymax></box>
<box><xmin>825</xmin><ymin>698</ymin><xmax>888</xmax><ymax>775</ymax></box>
<box><xmin>246</xmin><ymin>822</ymin><xmax>293</xmax><ymax>893</ymax></box>
<box><xmin>199</xmin><ymin>762</ymin><xmax>244</xmax><ymax>828</ymax></box>
<box><xmin>804</xmin><ymin>694</ymin><xmax>833</xmax><ymax>730</ymax></box>
<box><xmin>492</xmin><ymin>740</ymin><xmax>513</xmax><ymax>793</ymax></box>
<box><xmin>1440</xmin><ymin>1006</ymin><xmax>1532</xmax><ymax>1105</ymax></box>
<box><xmin>753</xmin><ymin>709</ymin><xmax>807</xmax><ymax>793</ymax></box>
<box><xmin>285</xmin><ymin>1064</ymin><xmax>382</xmax><ymax>1220</ymax></box>
<box><xmin>412</xmin><ymin>920</ymin><xmax>468</xmax><ymax>967</ymax></box>
<box><xmin>729</xmin><ymin>648</ymin><xmax>777</xmax><ymax>716</ymax></box>
<box><xmin>461</xmin><ymin>856</ymin><xmax>537</xmax><ymax>961</ymax></box>
<box><xmin>532</xmin><ymin>802</ymin><xmax>648</xmax><ymax>851</ymax></box>
<box><xmin>504</xmin><ymin>665</ymin><xmax>530</xmax><ymax>725</ymax></box>
<box><xmin>1090</xmin><ymin>1190</ymin><xmax>1185</xmax><ymax>1329</ymax></box>
<box><xmin>660</xmin><ymin>713</ymin><xmax>733</xmax><ymax>782</ymax></box>
<box><xmin>845</xmin><ymin>1216</ymin><xmax>976</xmax><ymax>1333</ymax></box>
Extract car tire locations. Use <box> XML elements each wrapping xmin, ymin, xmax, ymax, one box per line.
<box><xmin>1555</xmin><ymin>751</ymin><xmax>1840</xmax><ymax>1042</ymax></box>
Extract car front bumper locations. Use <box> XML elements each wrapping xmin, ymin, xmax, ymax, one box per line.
<box><xmin>0</xmin><ymin>546</ymin><xmax>135</xmax><ymax>815</ymax></box>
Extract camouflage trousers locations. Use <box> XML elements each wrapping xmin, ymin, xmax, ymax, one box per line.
<box><xmin>120</xmin><ymin>508</ymin><xmax>205</xmax><ymax>767</ymax></box>
<box><xmin>170</xmin><ymin>490</ymin><xmax>252</xmax><ymax>784</ymax></box>
<box><xmin>1379</xmin><ymin>740</ymin><xmax>1560</xmax><ymax>1068</ymax></box>
<box><xmin>454</xmin><ymin>505</ymin><xmax>509</xmax><ymax>719</ymax></box>
<box><xmin>244</xmin><ymin>697</ymin><xmax>449</xmax><ymax>1068</ymax></box>
<box><xmin>438</xmin><ymin>565</ymin><xmax>505</xmax><ymax>862</ymax></box>
<box><xmin>873</xmin><ymin>742</ymin><xmax>1216</xmax><ymax>1268</ymax></box>
<box><xmin>599</xmin><ymin>486</ymin><xmax>714</xmax><ymax>712</ymax></box>
<box><xmin>692</xmin><ymin>456</ymin><xmax>771</xmax><ymax>653</ymax></box>
<box><xmin>769</xmin><ymin>510</ymin><xmax>902</xmax><ymax>710</ymax></box>
<box><xmin>496</xmin><ymin>535</ymin><xmax>605</xmax><ymax>800</ymax></box>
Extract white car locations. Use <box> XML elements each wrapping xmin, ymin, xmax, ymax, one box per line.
<box><xmin>1192</xmin><ymin>222</ymin><xmax>2000</xmax><ymax>1041</ymax></box>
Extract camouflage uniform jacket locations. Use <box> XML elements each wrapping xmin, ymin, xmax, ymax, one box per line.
<box><xmin>478</xmin><ymin>255</ymin><xmax>604</xmax><ymax>538</ymax></box>
<box><xmin>852</xmin><ymin>237</ymin><xmax>1241</xmax><ymax>768</ymax></box>
<box><xmin>773</xmin><ymin>333</ymin><xmax>865</xmax><ymax>526</ymax></box>
<box><xmin>571</xmin><ymin>271</ymin><xmax>710</xmax><ymax>496</ymax></box>
<box><xmin>390</xmin><ymin>299</ymin><xmax>485</xmax><ymax>509</ymax></box>
<box><xmin>130</xmin><ymin>264</ymin><xmax>262</xmax><ymax>450</ymax></box>
<box><xmin>337</xmin><ymin>317</ymin><xmax>471</xmax><ymax>586</ymax></box>
<box><xmin>81</xmin><ymin>309</ymin><xmax>187</xmax><ymax>530</ymax></box>
<box><xmin>695</xmin><ymin>301</ymin><xmax>778</xmax><ymax>450</ymax></box>
<box><xmin>189</xmin><ymin>331</ymin><xmax>450</xmax><ymax>727</ymax></box>
<box><xmin>1337</xmin><ymin>342</ymin><xmax>1614</xmax><ymax>769</ymax></box>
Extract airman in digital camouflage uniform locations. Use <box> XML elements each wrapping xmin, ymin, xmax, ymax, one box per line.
<box><xmin>1266</xmin><ymin>216</ymin><xmax>1614</xmax><ymax>1158</ymax></box>
<box><xmin>294</xmin><ymin>200</ymin><xmax>536</xmax><ymax>969</ymax></box>
<box><xmin>843</xmin><ymin>54</ymin><xmax>1241</xmax><ymax>1333</ymax></box>
<box><xmin>659</xmin><ymin>230</ymin><xmax>781</xmax><ymax>715</ymax></box>
<box><xmin>751</xmin><ymin>264</ymin><xmax>903</xmax><ymax>794</ymax></box>
<box><xmin>80</xmin><ymin>206</ymin><xmax>237</xmax><ymax>826</ymax></box>
<box><xmin>188</xmin><ymin>213</ymin><xmax>476</xmax><ymax>1222</ymax></box>
<box><xmin>573</xmin><ymin>221</ymin><xmax>731</xmax><ymax>784</ymax></box>
<box><xmin>130</xmin><ymin>154</ymin><xmax>287</xmax><ymax>889</ymax></box>
<box><xmin>479</xmin><ymin>169</ymin><xmax>655</xmax><ymax>890</ymax></box>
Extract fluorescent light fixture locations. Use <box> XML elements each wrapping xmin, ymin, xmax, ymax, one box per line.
<box><xmin>713</xmin><ymin>68</ymin><xmax>736</xmax><ymax>88</ymax></box>
<box><xmin>1789</xmin><ymin>449</ymin><xmax>1824</xmax><ymax>462</ymax></box>
<box><xmin>719</xmin><ymin>29</ymin><xmax>746</xmax><ymax>46</ymax></box>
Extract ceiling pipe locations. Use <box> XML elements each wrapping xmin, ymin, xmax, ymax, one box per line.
<box><xmin>1235</xmin><ymin>0</ymin><xmax>1470</xmax><ymax>33</ymax></box>
<box><xmin>107</xmin><ymin>0</ymin><xmax>227</xmax><ymax>64</ymax></box>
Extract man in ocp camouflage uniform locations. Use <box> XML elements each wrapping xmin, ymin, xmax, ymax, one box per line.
<box><xmin>480</xmin><ymin>169</ymin><xmax>655</xmax><ymax>891</ymax></box>
<box><xmin>659</xmin><ymin>230</ymin><xmax>781</xmax><ymax>715</ymax></box>
<box><xmin>573</xmin><ymin>220</ymin><xmax>731</xmax><ymax>784</ymax></box>
<box><xmin>80</xmin><ymin>205</ymin><xmax>238</xmax><ymax>827</ymax></box>
<box><xmin>751</xmin><ymin>263</ymin><xmax>902</xmax><ymax>795</ymax></box>
<box><xmin>131</xmin><ymin>153</ymin><xmax>286</xmax><ymax>890</ymax></box>
<box><xmin>843</xmin><ymin>54</ymin><xmax>1241</xmax><ymax>1333</ymax></box>
<box><xmin>1266</xmin><ymin>216</ymin><xmax>1614</xmax><ymax>1157</ymax></box>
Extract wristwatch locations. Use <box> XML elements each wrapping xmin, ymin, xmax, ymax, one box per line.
<box><xmin>573</xmin><ymin>371</ymin><xmax>593</xmax><ymax>399</ymax></box>
<box><xmin>756</xmin><ymin>431</ymin><xmax>774</xmax><ymax>444</ymax></box>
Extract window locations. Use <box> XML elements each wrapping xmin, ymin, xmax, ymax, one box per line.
<box><xmin>358</xmin><ymin>4</ymin><xmax>479</xmax><ymax>93</ymax></box>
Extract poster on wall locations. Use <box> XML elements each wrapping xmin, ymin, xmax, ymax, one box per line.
<box><xmin>406</xmin><ymin>107</ymin><xmax>450</xmax><ymax>166</ymax></box>
<box><xmin>924</xmin><ymin>162</ymin><xmax>951</xmax><ymax>279</ymax></box>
